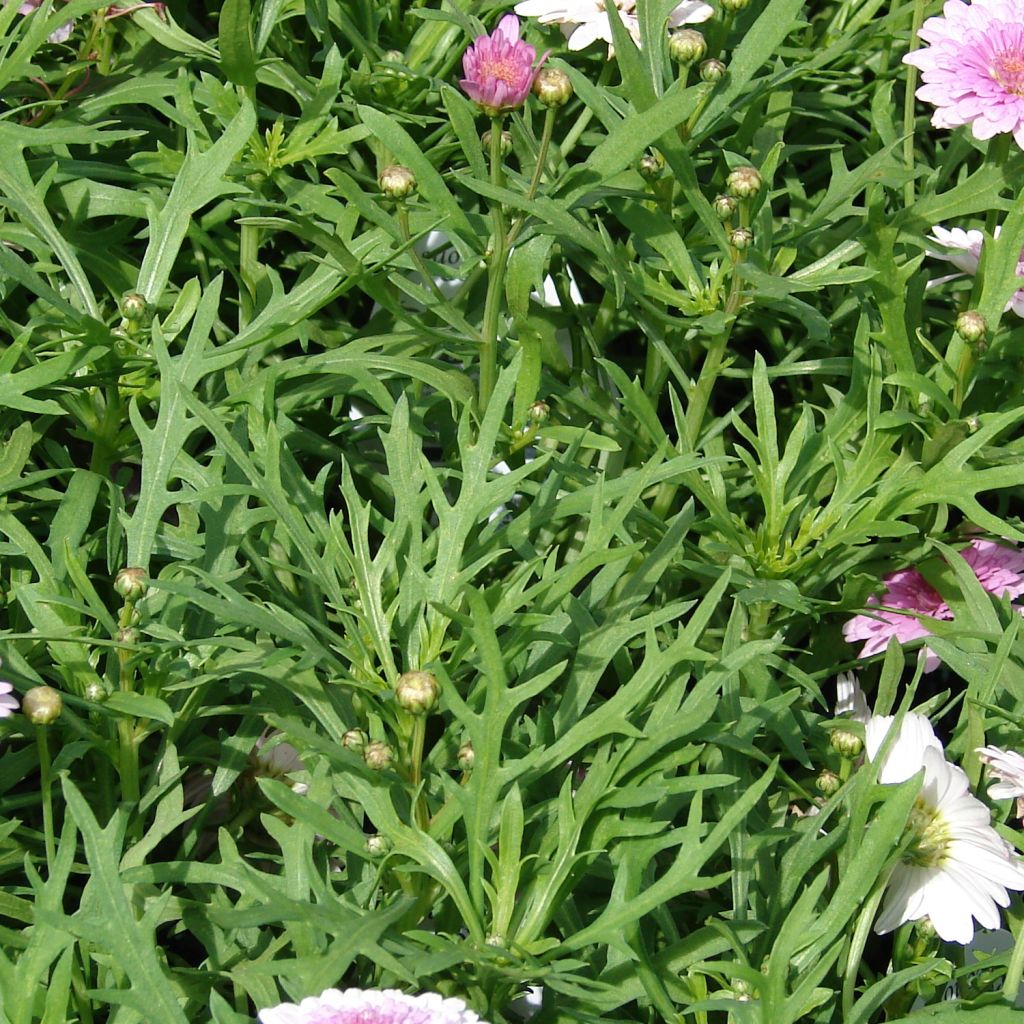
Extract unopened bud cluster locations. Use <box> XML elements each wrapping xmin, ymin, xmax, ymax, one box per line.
<box><xmin>533</xmin><ymin>67</ymin><xmax>573</xmax><ymax>107</ymax></box>
<box><xmin>729</xmin><ymin>227</ymin><xmax>753</xmax><ymax>251</ymax></box>
<box><xmin>669</xmin><ymin>28</ymin><xmax>706</xmax><ymax>65</ymax></box>
<box><xmin>457</xmin><ymin>741</ymin><xmax>475</xmax><ymax>771</ymax></box>
<box><xmin>395</xmin><ymin>670</ymin><xmax>440</xmax><ymax>715</ymax></box>
<box><xmin>379</xmin><ymin>164</ymin><xmax>417</xmax><ymax>200</ymax></box>
<box><xmin>816</xmin><ymin>768</ymin><xmax>841</xmax><ymax>797</ymax></box>
<box><xmin>713</xmin><ymin>194</ymin><xmax>738</xmax><ymax>220</ymax></box>
<box><xmin>720</xmin><ymin>0</ymin><xmax>750</xmax><ymax>11</ymax></box>
<box><xmin>114</xmin><ymin>567</ymin><xmax>147</xmax><ymax>601</ymax></box>
<box><xmin>363</xmin><ymin>740</ymin><xmax>394</xmax><ymax>771</ymax></box>
<box><xmin>120</xmin><ymin>292</ymin><xmax>148</xmax><ymax>322</ymax></box>
<box><xmin>343</xmin><ymin>728</ymin><xmax>368</xmax><ymax>752</ymax></box>
<box><xmin>830</xmin><ymin>727</ymin><xmax>863</xmax><ymax>759</ymax></box>
<box><xmin>700</xmin><ymin>59</ymin><xmax>726</xmax><ymax>83</ymax></box>
<box><xmin>481</xmin><ymin>129</ymin><xmax>513</xmax><ymax>156</ymax></box>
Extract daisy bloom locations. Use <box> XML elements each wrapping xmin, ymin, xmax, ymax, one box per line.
<box><xmin>977</xmin><ymin>745</ymin><xmax>1024</xmax><ymax>818</ymax></box>
<box><xmin>843</xmin><ymin>567</ymin><xmax>951</xmax><ymax>672</ymax></box>
<box><xmin>17</xmin><ymin>0</ymin><xmax>73</xmax><ymax>43</ymax></box>
<box><xmin>0</xmin><ymin>681</ymin><xmax>18</xmax><ymax>719</ymax></box>
<box><xmin>252</xmin><ymin>730</ymin><xmax>308</xmax><ymax>795</ymax></box>
<box><xmin>866</xmin><ymin>714</ymin><xmax>1024</xmax><ymax>943</ymax></box>
<box><xmin>513</xmin><ymin>0</ymin><xmax>712</xmax><ymax>55</ymax></box>
<box><xmin>927</xmin><ymin>223</ymin><xmax>1024</xmax><ymax>317</ymax></box>
<box><xmin>904</xmin><ymin>0</ymin><xmax>1024</xmax><ymax>150</ymax></box>
<box><xmin>960</xmin><ymin>538</ymin><xmax>1024</xmax><ymax>598</ymax></box>
<box><xmin>460</xmin><ymin>15</ymin><xmax>545</xmax><ymax>116</ymax></box>
<box><xmin>258</xmin><ymin>987</ymin><xmax>489</xmax><ymax>1024</ymax></box>
<box><xmin>835</xmin><ymin>671</ymin><xmax>870</xmax><ymax>723</ymax></box>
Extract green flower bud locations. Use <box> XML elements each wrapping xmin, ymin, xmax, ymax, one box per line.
<box><xmin>816</xmin><ymin>768</ymin><xmax>841</xmax><ymax>797</ymax></box>
<box><xmin>528</xmin><ymin>400</ymin><xmax>550</xmax><ymax>424</ymax></box>
<box><xmin>84</xmin><ymin>682</ymin><xmax>105</xmax><ymax>702</ymax></box>
<box><xmin>114</xmin><ymin>567</ymin><xmax>147</xmax><ymax>601</ymax></box>
<box><xmin>363</xmin><ymin>740</ymin><xmax>394</xmax><ymax>771</ymax></box>
<box><xmin>669</xmin><ymin>28</ymin><xmax>707</xmax><ymax>65</ymax></box>
<box><xmin>481</xmin><ymin>129</ymin><xmax>513</xmax><ymax>156</ymax></box>
<box><xmin>720</xmin><ymin>0</ymin><xmax>750</xmax><ymax>11</ymax></box>
<box><xmin>395</xmin><ymin>670</ymin><xmax>440</xmax><ymax>715</ymax></box>
<box><xmin>533</xmin><ymin>67</ymin><xmax>573</xmax><ymax>107</ymax></box>
<box><xmin>457</xmin><ymin>741</ymin><xmax>475</xmax><ymax>771</ymax></box>
<box><xmin>638</xmin><ymin>149</ymin><xmax>666</xmax><ymax>180</ymax></box>
<box><xmin>955</xmin><ymin>309</ymin><xmax>987</xmax><ymax>345</ymax></box>
<box><xmin>120</xmin><ymin>292</ymin><xmax>148</xmax><ymax>322</ymax></box>
<box><xmin>378</xmin><ymin>164</ymin><xmax>417</xmax><ymax>200</ymax></box>
<box><xmin>830</xmin><ymin>727</ymin><xmax>863</xmax><ymax>759</ymax></box>
<box><xmin>117</xmin><ymin>627</ymin><xmax>138</xmax><ymax>646</ymax></box>
<box><xmin>365</xmin><ymin>833</ymin><xmax>391</xmax><ymax>857</ymax></box>
<box><xmin>23</xmin><ymin>686</ymin><xmax>63</xmax><ymax>725</ymax></box>
<box><xmin>699</xmin><ymin>58</ymin><xmax>727</xmax><ymax>83</ymax></box>
<box><xmin>713</xmin><ymin>194</ymin><xmax>738</xmax><ymax>220</ymax></box>
<box><xmin>342</xmin><ymin>728</ymin><xmax>368</xmax><ymax>752</ymax></box>
<box><xmin>729</xmin><ymin>227</ymin><xmax>753</xmax><ymax>250</ymax></box>
<box><xmin>726</xmin><ymin>165</ymin><xmax>762</xmax><ymax>199</ymax></box>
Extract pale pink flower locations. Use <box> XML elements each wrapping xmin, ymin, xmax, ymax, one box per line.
<box><xmin>977</xmin><ymin>744</ymin><xmax>1024</xmax><ymax>819</ymax></box>
<box><xmin>927</xmin><ymin>223</ymin><xmax>1024</xmax><ymax>317</ymax></box>
<box><xmin>960</xmin><ymin>538</ymin><xmax>1024</xmax><ymax>599</ymax></box>
<box><xmin>17</xmin><ymin>0</ymin><xmax>73</xmax><ymax>43</ymax></box>
<box><xmin>258</xmin><ymin>988</ymin><xmax>489</xmax><ymax>1024</ymax></box>
<box><xmin>460</xmin><ymin>15</ymin><xmax>545</xmax><ymax>116</ymax></box>
<box><xmin>0</xmin><ymin>682</ymin><xmax>18</xmax><ymax>719</ymax></box>
<box><xmin>843</xmin><ymin>567</ymin><xmax>951</xmax><ymax>672</ymax></box>
<box><xmin>904</xmin><ymin>0</ymin><xmax>1024</xmax><ymax>149</ymax></box>
<box><xmin>514</xmin><ymin>0</ymin><xmax>712</xmax><ymax>55</ymax></box>
<box><xmin>866</xmin><ymin>714</ymin><xmax>1024</xmax><ymax>943</ymax></box>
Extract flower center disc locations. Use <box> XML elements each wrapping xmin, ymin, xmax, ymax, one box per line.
<box><xmin>992</xmin><ymin>49</ymin><xmax>1024</xmax><ymax>95</ymax></box>
<box><xmin>905</xmin><ymin>798</ymin><xmax>952</xmax><ymax>869</ymax></box>
<box><xmin>481</xmin><ymin>56</ymin><xmax>519</xmax><ymax>83</ymax></box>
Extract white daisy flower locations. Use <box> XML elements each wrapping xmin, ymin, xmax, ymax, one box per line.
<box><xmin>866</xmin><ymin>714</ymin><xmax>1024</xmax><ymax>944</ymax></box>
<box><xmin>258</xmin><ymin>987</ymin><xmax>489</xmax><ymax>1024</ymax></box>
<box><xmin>977</xmin><ymin>745</ymin><xmax>1024</xmax><ymax>819</ymax></box>
<box><xmin>0</xmin><ymin>681</ymin><xmax>18</xmax><ymax>719</ymax></box>
<box><xmin>252</xmin><ymin>730</ymin><xmax>308</xmax><ymax>795</ymax></box>
<box><xmin>514</xmin><ymin>0</ymin><xmax>712</xmax><ymax>54</ymax></box>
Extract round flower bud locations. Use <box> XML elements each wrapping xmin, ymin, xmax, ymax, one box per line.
<box><xmin>528</xmin><ymin>400</ymin><xmax>550</xmax><ymax>424</ymax></box>
<box><xmin>457</xmin><ymin>741</ymin><xmax>475</xmax><ymax>771</ymax></box>
<box><xmin>669</xmin><ymin>28</ymin><xmax>707</xmax><ymax>65</ymax></box>
<box><xmin>720</xmin><ymin>0</ymin><xmax>750</xmax><ymax>11</ymax></box>
<box><xmin>830</xmin><ymin>727</ymin><xmax>863</xmax><ymax>759</ymax></box>
<box><xmin>726</xmin><ymin>165</ymin><xmax>762</xmax><ymax>199</ymax></box>
<box><xmin>365</xmin><ymin>833</ymin><xmax>391</xmax><ymax>857</ymax></box>
<box><xmin>378</xmin><ymin>164</ymin><xmax>417</xmax><ymax>200</ymax></box>
<box><xmin>395</xmin><ymin>670</ymin><xmax>440</xmax><ymax>715</ymax></box>
<box><xmin>120</xmin><ymin>292</ymin><xmax>148</xmax><ymax>322</ymax></box>
<box><xmin>955</xmin><ymin>309</ymin><xmax>987</xmax><ymax>345</ymax></box>
<box><xmin>84</xmin><ymin>682</ymin><xmax>105</xmax><ymax>703</ymax></box>
<box><xmin>533</xmin><ymin>67</ymin><xmax>573</xmax><ymax>107</ymax></box>
<box><xmin>117</xmin><ymin>626</ymin><xmax>138</xmax><ymax>645</ymax></box>
<box><xmin>699</xmin><ymin>58</ymin><xmax>727</xmax><ymax>83</ymax></box>
<box><xmin>638</xmin><ymin>149</ymin><xmax>666</xmax><ymax>180</ymax></box>
<box><xmin>23</xmin><ymin>686</ymin><xmax>63</xmax><ymax>726</ymax></box>
<box><xmin>729</xmin><ymin>227</ymin><xmax>753</xmax><ymax>251</ymax></box>
<box><xmin>481</xmin><ymin>129</ymin><xmax>513</xmax><ymax>156</ymax></box>
<box><xmin>815</xmin><ymin>768</ymin><xmax>842</xmax><ymax>797</ymax></box>
<box><xmin>363</xmin><ymin>740</ymin><xmax>394</xmax><ymax>771</ymax></box>
<box><xmin>713</xmin><ymin>194</ymin><xmax>738</xmax><ymax>220</ymax></box>
<box><xmin>114</xmin><ymin>567</ymin><xmax>147</xmax><ymax>601</ymax></box>
<box><xmin>342</xmin><ymin>728</ymin><xmax>368</xmax><ymax>752</ymax></box>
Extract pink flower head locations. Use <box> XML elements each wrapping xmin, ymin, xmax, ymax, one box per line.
<box><xmin>904</xmin><ymin>0</ymin><xmax>1024</xmax><ymax>150</ymax></box>
<box><xmin>961</xmin><ymin>538</ymin><xmax>1024</xmax><ymax>597</ymax></box>
<box><xmin>460</xmin><ymin>15</ymin><xmax>545</xmax><ymax>116</ymax></box>
<box><xmin>258</xmin><ymin>988</ymin><xmax>488</xmax><ymax>1024</ymax></box>
<box><xmin>927</xmin><ymin>223</ymin><xmax>1024</xmax><ymax>317</ymax></box>
<box><xmin>843</xmin><ymin>567</ymin><xmax>951</xmax><ymax>672</ymax></box>
<box><xmin>17</xmin><ymin>0</ymin><xmax>73</xmax><ymax>43</ymax></box>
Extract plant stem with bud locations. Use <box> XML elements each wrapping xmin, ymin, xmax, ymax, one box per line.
<box><xmin>479</xmin><ymin>116</ymin><xmax>509</xmax><ymax>414</ymax></box>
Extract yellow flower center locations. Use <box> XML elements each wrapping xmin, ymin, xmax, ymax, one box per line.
<box><xmin>992</xmin><ymin>49</ymin><xmax>1024</xmax><ymax>95</ymax></box>
<box><xmin>481</xmin><ymin>57</ymin><xmax>519</xmax><ymax>84</ymax></box>
<box><xmin>904</xmin><ymin>798</ymin><xmax>952</xmax><ymax>869</ymax></box>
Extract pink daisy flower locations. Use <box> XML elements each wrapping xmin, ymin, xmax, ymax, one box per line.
<box><xmin>460</xmin><ymin>14</ymin><xmax>546</xmax><ymax>116</ymax></box>
<box><xmin>927</xmin><ymin>223</ymin><xmax>1024</xmax><ymax>317</ymax></box>
<box><xmin>977</xmin><ymin>744</ymin><xmax>1024</xmax><ymax>818</ymax></box>
<box><xmin>258</xmin><ymin>988</ymin><xmax>489</xmax><ymax>1024</ymax></box>
<box><xmin>844</xmin><ymin>537</ymin><xmax>1024</xmax><ymax>669</ymax></box>
<box><xmin>904</xmin><ymin>0</ymin><xmax>1024</xmax><ymax>149</ymax></box>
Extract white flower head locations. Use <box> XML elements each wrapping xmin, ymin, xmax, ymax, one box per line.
<box><xmin>978</xmin><ymin>745</ymin><xmax>1024</xmax><ymax>818</ymax></box>
<box><xmin>0</xmin><ymin>681</ymin><xmax>18</xmax><ymax>719</ymax></box>
<box><xmin>252</xmin><ymin>731</ymin><xmax>308</xmax><ymax>795</ymax></box>
<box><xmin>866</xmin><ymin>714</ymin><xmax>1024</xmax><ymax>943</ymax></box>
<box><xmin>514</xmin><ymin>0</ymin><xmax>712</xmax><ymax>55</ymax></box>
<box><xmin>258</xmin><ymin>987</ymin><xmax>489</xmax><ymax>1024</ymax></box>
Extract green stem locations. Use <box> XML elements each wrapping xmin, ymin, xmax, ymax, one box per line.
<box><xmin>239</xmin><ymin>220</ymin><xmax>260</xmax><ymax>329</ymax></box>
<box><xmin>117</xmin><ymin>601</ymin><xmax>140</xmax><ymax>813</ymax></box>
<box><xmin>409</xmin><ymin>715</ymin><xmax>429</xmax><ymax>831</ymax></box>
<box><xmin>1003</xmin><ymin>902</ymin><xmax>1024</xmax><ymax>1003</ymax></box>
<box><xmin>478</xmin><ymin>115</ymin><xmax>509</xmax><ymax>415</ymax></box>
<box><xmin>902</xmin><ymin>0</ymin><xmax>927</xmax><ymax>206</ymax></box>
<box><xmin>37</xmin><ymin>727</ymin><xmax>56</xmax><ymax>872</ymax></box>
<box><xmin>506</xmin><ymin>106</ymin><xmax>558</xmax><ymax>250</ymax></box>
